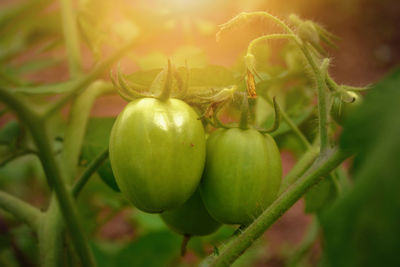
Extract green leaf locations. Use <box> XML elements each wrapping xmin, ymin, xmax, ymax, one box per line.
<box><xmin>0</xmin><ymin>120</ymin><xmax>20</xmax><ymax>147</ymax></box>
<box><xmin>189</xmin><ymin>65</ymin><xmax>235</xmax><ymax>87</ymax></box>
<box><xmin>304</xmin><ymin>174</ymin><xmax>337</xmax><ymax>213</ymax></box>
<box><xmin>81</xmin><ymin>117</ymin><xmax>119</xmax><ymax>192</ymax></box>
<box><xmin>172</xmin><ymin>45</ymin><xmax>208</xmax><ymax>68</ymax></box>
<box><xmin>126</xmin><ymin>69</ymin><xmax>162</xmax><ymax>87</ymax></box>
<box><xmin>320</xmin><ymin>68</ymin><xmax>400</xmax><ymax>267</ymax></box>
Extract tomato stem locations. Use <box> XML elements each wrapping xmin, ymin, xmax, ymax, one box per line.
<box><xmin>181</xmin><ymin>235</ymin><xmax>191</xmax><ymax>257</ymax></box>
<box><xmin>0</xmin><ymin>87</ymin><xmax>96</xmax><ymax>267</ymax></box>
<box><xmin>239</xmin><ymin>93</ymin><xmax>249</xmax><ymax>129</ymax></box>
<box><xmin>59</xmin><ymin>0</ymin><xmax>82</xmax><ymax>78</ymax></box>
<box><xmin>0</xmin><ymin>191</ymin><xmax>42</xmax><ymax>231</ymax></box>
<box><xmin>158</xmin><ymin>59</ymin><xmax>174</xmax><ymax>101</ymax></box>
<box><xmin>72</xmin><ymin>148</ymin><xmax>109</xmax><ymax>198</ymax></box>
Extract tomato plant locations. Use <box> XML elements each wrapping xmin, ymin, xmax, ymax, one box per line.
<box><xmin>1</xmin><ymin>1</ymin><xmax>398</xmax><ymax>267</ymax></box>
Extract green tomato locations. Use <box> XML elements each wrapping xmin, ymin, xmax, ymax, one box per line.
<box><xmin>201</xmin><ymin>128</ymin><xmax>282</xmax><ymax>225</ymax></box>
<box><xmin>331</xmin><ymin>92</ymin><xmax>362</xmax><ymax>125</ymax></box>
<box><xmin>161</xmin><ymin>189</ymin><xmax>221</xmax><ymax>236</ymax></box>
<box><xmin>109</xmin><ymin>98</ymin><xmax>206</xmax><ymax>213</ymax></box>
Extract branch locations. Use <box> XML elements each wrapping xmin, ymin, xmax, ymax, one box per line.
<box><xmin>205</xmin><ymin>148</ymin><xmax>350</xmax><ymax>267</ymax></box>
<box><xmin>42</xmin><ymin>37</ymin><xmax>140</xmax><ymax>117</ymax></box>
<box><xmin>0</xmin><ymin>191</ymin><xmax>42</xmax><ymax>231</ymax></box>
<box><xmin>59</xmin><ymin>0</ymin><xmax>82</xmax><ymax>77</ymax></box>
<box><xmin>0</xmin><ymin>88</ymin><xmax>96</xmax><ymax>267</ymax></box>
<box><xmin>299</xmin><ymin>44</ymin><xmax>329</xmax><ymax>153</ymax></box>
<box><xmin>262</xmin><ymin>94</ymin><xmax>312</xmax><ymax>150</ymax></box>
<box><xmin>61</xmin><ymin>81</ymin><xmax>113</xmax><ymax>183</ymax></box>
<box><xmin>72</xmin><ymin>148</ymin><xmax>109</xmax><ymax>198</ymax></box>
<box><xmin>0</xmin><ymin>149</ymin><xmax>36</xmax><ymax>167</ymax></box>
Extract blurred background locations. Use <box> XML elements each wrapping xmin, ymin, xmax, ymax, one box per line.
<box><xmin>0</xmin><ymin>0</ymin><xmax>400</xmax><ymax>266</ymax></box>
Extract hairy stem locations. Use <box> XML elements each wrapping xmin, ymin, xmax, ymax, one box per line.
<box><xmin>262</xmin><ymin>94</ymin><xmax>311</xmax><ymax>150</ymax></box>
<box><xmin>247</xmin><ymin>34</ymin><xmax>295</xmax><ymax>55</ymax></box>
<box><xmin>206</xmin><ymin>148</ymin><xmax>350</xmax><ymax>267</ymax></box>
<box><xmin>299</xmin><ymin>44</ymin><xmax>329</xmax><ymax>152</ymax></box>
<box><xmin>0</xmin><ymin>191</ymin><xmax>42</xmax><ymax>231</ymax></box>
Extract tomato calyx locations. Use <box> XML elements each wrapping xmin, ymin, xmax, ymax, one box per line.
<box><xmin>204</xmin><ymin>77</ymin><xmax>281</xmax><ymax>134</ymax></box>
<box><xmin>157</xmin><ymin>59</ymin><xmax>174</xmax><ymax>101</ymax></box>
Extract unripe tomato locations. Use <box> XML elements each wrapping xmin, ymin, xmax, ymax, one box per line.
<box><xmin>331</xmin><ymin>92</ymin><xmax>362</xmax><ymax>125</ymax></box>
<box><xmin>161</xmin><ymin>189</ymin><xmax>221</xmax><ymax>236</ymax></box>
<box><xmin>201</xmin><ymin>128</ymin><xmax>282</xmax><ymax>225</ymax></box>
<box><xmin>109</xmin><ymin>98</ymin><xmax>206</xmax><ymax>213</ymax></box>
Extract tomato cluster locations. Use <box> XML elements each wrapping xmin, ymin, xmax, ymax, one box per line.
<box><xmin>108</xmin><ymin>66</ymin><xmax>282</xmax><ymax>247</ymax></box>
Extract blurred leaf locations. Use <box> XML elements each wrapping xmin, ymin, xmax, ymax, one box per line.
<box><xmin>189</xmin><ymin>65</ymin><xmax>235</xmax><ymax>87</ymax></box>
<box><xmin>134</xmin><ymin>211</ymin><xmax>167</xmax><ymax>234</ymax></box>
<box><xmin>78</xmin><ymin>0</ymin><xmax>139</xmax><ymax>60</ymax></box>
<box><xmin>115</xmin><ymin>231</ymin><xmax>180</xmax><ymax>267</ymax></box>
<box><xmin>304</xmin><ymin>175</ymin><xmax>337</xmax><ymax>213</ymax></box>
<box><xmin>172</xmin><ymin>46</ymin><xmax>208</xmax><ymax>68</ymax></box>
<box><xmin>16</xmin><ymin>58</ymin><xmax>63</xmax><ymax>74</ymax></box>
<box><xmin>137</xmin><ymin>52</ymin><xmax>168</xmax><ymax>70</ymax></box>
<box><xmin>126</xmin><ymin>69</ymin><xmax>162</xmax><ymax>86</ymax></box>
<box><xmin>320</xmin><ymin>68</ymin><xmax>400</xmax><ymax>267</ymax></box>
<box><xmin>81</xmin><ymin>117</ymin><xmax>119</xmax><ymax>192</ymax></box>
<box><xmin>0</xmin><ymin>120</ymin><xmax>20</xmax><ymax>147</ymax></box>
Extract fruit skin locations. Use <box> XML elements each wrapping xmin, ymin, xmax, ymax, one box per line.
<box><xmin>201</xmin><ymin>128</ymin><xmax>282</xmax><ymax>225</ymax></box>
<box><xmin>331</xmin><ymin>92</ymin><xmax>362</xmax><ymax>125</ymax></box>
<box><xmin>109</xmin><ymin>98</ymin><xmax>206</xmax><ymax>213</ymax></box>
<box><xmin>161</xmin><ymin>189</ymin><xmax>221</xmax><ymax>236</ymax></box>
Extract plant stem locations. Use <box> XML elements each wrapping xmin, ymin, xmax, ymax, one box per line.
<box><xmin>0</xmin><ymin>88</ymin><xmax>96</xmax><ymax>267</ymax></box>
<box><xmin>239</xmin><ymin>93</ymin><xmax>249</xmax><ymax>129</ymax></box>
<box><xmin>59</xmin><ymin>0</ymin><xmax>82</xmax><ymax>78</ymax></box>
<box><xmin>158</xmin><ymin>60</ymin><xmax>173</xmax><ymax>101</ymax></box>
<box><xmin>206</xmin><ymin>148</ymin><xmax>350</xmax><ymax>267</ymax></box>
<box><xmin>61</xmin><ymin>81</ymin><xmax>113</xmax><ymax>183</ymax></box>
<box><xmin>299</xmin><ymin>44</ymin><xmax>329</xmax><ymax>153</ymax></box>
<box><xmin>44</xmin><ymin>81</ymin><xmax>112</xmax><ymax>267</ymax></box>
<box><xmin>0</xmin><ymin>149</ymin><xmax>36</xmax><ymax>167</ymax></box>
<box><xmin>42</xmin><ymin>36</ymin><xmax>138</xmax><ymax>117</ymax></box>
<box><xmin>38</xmin><ymin>199</ymin><xmax>64</xmax><ymax>267</ymax></box>
<box><xmin>262</xmin><ymin>95</ymin><xmax>311</xmax><ymax>150</ymax></box>
<box><xmin>250</xmin><ymin>12</ymin><xmax>294</xmax><ymax>34</ymax></box>
<box><xmin>0</xmin><ymin>191</ymin><xmax>42</xmax><ymax>231</ymax></box>
<box><xmin>247</xmin><ymin>34</ymin><xmax>295</xmax><ymax>55</ymax></box>
<box><xmin>72</xmin><ymin>148</ymin><xmax>109</xmax><ymax>198</ymax></box>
